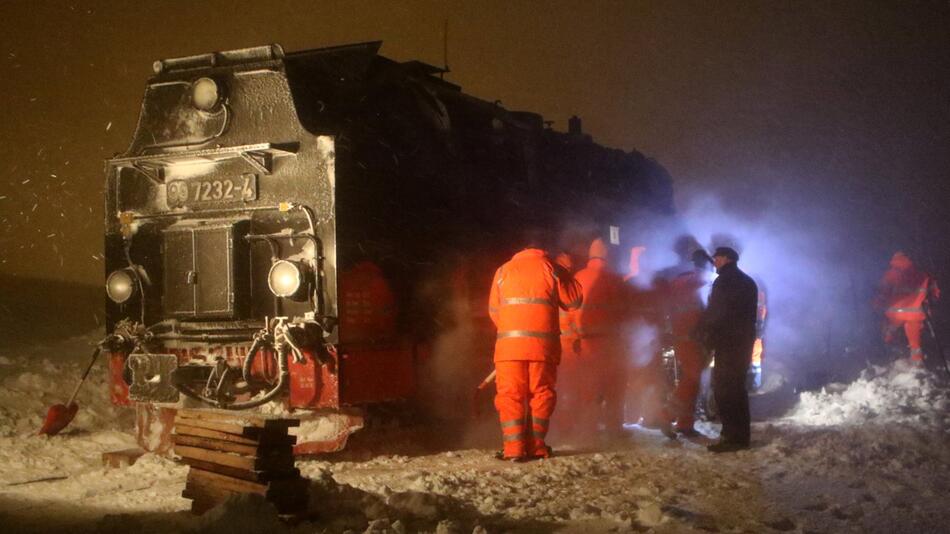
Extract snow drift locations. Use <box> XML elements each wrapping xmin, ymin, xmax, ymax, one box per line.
<box><xmin>786</xmin><ymin>359</ymin><xmax>950</xmax><ymax>429</ymax></box>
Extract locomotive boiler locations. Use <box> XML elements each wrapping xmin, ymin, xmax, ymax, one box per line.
<box><xmin>102</xmin><ymin>41</ymin><xmax>673</xmax><ymax>453</ymax></box>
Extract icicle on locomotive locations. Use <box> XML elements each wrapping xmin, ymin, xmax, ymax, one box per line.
<box><xmin>102</xmin><ymin>42</ymin><xmax>674</xmax><ymax>454</ymax></box>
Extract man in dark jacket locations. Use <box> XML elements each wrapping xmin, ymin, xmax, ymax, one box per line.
<box><xmin>699</xmin><ymin>247</ymin><xmax>758</xmax><ymax>452</ymax></box>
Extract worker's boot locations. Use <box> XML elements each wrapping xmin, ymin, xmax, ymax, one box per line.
<box><xmin>494</xmin><ymin>450</ymin><xmax>528</xmax><ymax>462</ymax></box>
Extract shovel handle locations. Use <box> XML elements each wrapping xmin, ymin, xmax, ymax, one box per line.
<box><xmin>476</xmin><ymin>370</ymin><xmax>496</xmax><ymax>390</ymax></box>
<box><xmin>65</xmin><ymin>347</ymin><xmax>102</xmax><ymax>407</ymax></box>
<box><xmin>471</xmin><ymin>370</ymin><xmax>497</xmax><ymax>418</ymax></box>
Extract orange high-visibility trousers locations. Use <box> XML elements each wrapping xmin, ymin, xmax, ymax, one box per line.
<box><xmin>495</xmin><ymin>361</ymin><xmax>557</xmax><ymax>458</ymax></box>
<box><xmin>884</xmin><ymin>317</ymin><xmax>924</xmax><ymax>362</ymax></box>
<box><xmin>887</xmin><ymin>318</ymin><xmax>925</xmax><ymax>362</ymax></box>
<box><xmin>668</xmin><ymin>339</ymin><xmax>705</xmax><ymax>430</ymax></box>
<box><xmin>554</xmin><ymin>350</ymin><xmax>600</xmax><ymax>441</ymax></box>
<box><xmin>554</xmin><ymin>336</ymin><xmax>581</xmax><ymax>436</ymax></box>
<box><xmin>577</xmin><ymin>338</ymin><xmax>626</xmax><ymax>436</ymax></box>
<box><xmin>905</xmin><ymin>321</ymin><xmax>924</xmax><ymax>361</ymax></box>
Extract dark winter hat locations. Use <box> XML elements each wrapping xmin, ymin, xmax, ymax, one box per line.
<box><xmin>712</xmin><ymin>246</ymin><xmax>739</xmax><ymax>261</ymax></box>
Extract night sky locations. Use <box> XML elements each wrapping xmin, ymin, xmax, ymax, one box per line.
<box><xmin>1</xmin><ymin>1</ymin><xmax>948</xmax><ymax>288</ymax></box>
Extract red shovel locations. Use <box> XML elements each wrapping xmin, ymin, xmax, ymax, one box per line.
<box><xmin>39</xmin><ymin>346</ymin><xmax>102</xmax><ymax>436</ymax></box>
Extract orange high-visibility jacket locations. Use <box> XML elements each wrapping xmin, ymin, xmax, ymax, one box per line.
<box><xmin>664</xmin><ymin>270</ymin><xmax>707</xmax><ymax>338</ymax></box>
<box><xmin>489</xmin><ymin>249</ymin><xmax>583</xmax><ymax>362</ymax></box>
<box><xmin>878</xmin><ymin>266</ymin><xmax>938</xmax><ymax>322</ymax></box>
<box><xmin>554</xmin><ymin>253</ymin><xmax>579</xmax><ymax>341</ymax></box>
<box><xmin>572</xmin><ymin>258</ymin><xmax>629</xmax><ymax>339</ymax></box>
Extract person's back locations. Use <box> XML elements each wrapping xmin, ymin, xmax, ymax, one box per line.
<box><xmin>574</xmin><ymin>260</ymin><xmax>628</xmax><ymax>340</ymax></box>
<box><xmin>567</xmin><ymin>239</ymin><xmax>629</xmax><ymax>438</ymax></box>
<box><xmin>491</xmin><ymin>249</ymin><xmax>579</xmax><ymax>363</ymax></box>
<box><xmin>659</xmin><ymin>266</ymin><xmax>707</xmax><ymax>339</ymax></box>
<box><xmin>655</xmin><ymin>249</ymin><xmax>712</xmax><ymax>436</ymax></box>
<box><xmin>489</xmin><ymin>247</ymin><xmax>582</xmax><ymax>460</ymax></box>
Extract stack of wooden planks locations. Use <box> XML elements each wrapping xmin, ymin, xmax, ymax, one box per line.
<box><xmin>174</xmin><ymin>409</ymin><xmax>309</xmax><ymax>515</ymax></box>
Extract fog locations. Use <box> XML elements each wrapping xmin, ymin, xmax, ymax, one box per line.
<box><xmin>620</xmin><ymin>182</ymin><xmax>901</xmax><ymax>388</ymax></box>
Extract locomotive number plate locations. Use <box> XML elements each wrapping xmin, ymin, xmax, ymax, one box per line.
<box><xmin>166</xmin><ymin>174</ymin><xmax>257</xmax><ymax>208</ymax></box>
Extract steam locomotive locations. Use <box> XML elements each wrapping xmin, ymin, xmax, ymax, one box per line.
<box><xmin>103</xmin><ymin>41</ymin><xmax>673</xmax><ymax>453</ymax></box>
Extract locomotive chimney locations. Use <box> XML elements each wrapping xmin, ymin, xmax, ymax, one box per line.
<box><xmin>568</xmin><ymin>115</ymin><xmax>583</xmax><ymax>135</ymax></box>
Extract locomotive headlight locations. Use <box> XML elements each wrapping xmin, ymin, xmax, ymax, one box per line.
<box><xmin>267</xmin><ymin>260</ymin><xmax>310</xmax><ymax>300</ymax></box>
<box><xmin>106</xmin><ymin>269</ymin><xmax>136</xmax><ymax>304</ymax></box>
<box><xmin>191</xmin><ymin>77</ymin><xmax>219</xmax><ymax>111</ymax></box>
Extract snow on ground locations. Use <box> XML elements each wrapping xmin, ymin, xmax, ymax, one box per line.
<box><xmin>787</xmin><ymin>359</ymin><xmax>950</xmax><ymax>428</ymax></box>
<box><xmin>1</xmin><ymin>333</ymin><xmax>948</xmax><ymax>533</ymax></box>
<box><xmin>0</xmin><ymin>331</ymin><xmax>191</xmax><ymax>532</ymax></box>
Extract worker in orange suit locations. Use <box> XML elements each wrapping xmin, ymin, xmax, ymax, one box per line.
<box><xmin>623</xmin><ymin>244</ymin><xmax>665</xmax><ymax>428</ymax></box>
<box><xmin>749</xmin><ymin>285</ymin><xmax>768</xmax><ymax>391</ymax></box>
<box><xmin>489</xmin><ymin>244</ymin><xmax>582</xmax><ymax>461</ymax></box>
<box><xmin>656</xmin><ymin>249</ymin><xmax>713</xmax><ymax>437</ymax></box>
<box><xmin>875</xmin><ymin>251</ymin><xmax>940</xmax><ymax>363</ymax></box>
<box><xmin>572</xmin><ymin>238</ymin><xmax>630</xmax><ymax>440</ymax></box>
<box><xmin>552</xmin><ymin>252</ymin><xmax>582</xmax><ymax>438</ymax></box>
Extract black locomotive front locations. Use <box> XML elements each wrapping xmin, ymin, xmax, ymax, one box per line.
<box><xmin>103</xmin><ymin>45</ymin><xmax>343</xmax><ymax>415</ymax></box>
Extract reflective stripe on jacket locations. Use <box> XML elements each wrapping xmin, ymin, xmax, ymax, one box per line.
<box><xmin>490</xmin><ymin>249</ymin><xmax>583</xmax><ymax>362</ymax></box>
<box><xmin>878</xmin><ymin>266</ymin><xmax>933</xmax><ymax>322</ymax></box>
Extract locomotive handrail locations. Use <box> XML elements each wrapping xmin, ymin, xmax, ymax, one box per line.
<box><xmin>109</xmin><ymin>142</ymin><xmax>298</xmax><ymax>182</ymax></box>
<box><xmin>153</xmin><ymin>44</ymin><xmax>285</xmax><ymax>74</ymax></box>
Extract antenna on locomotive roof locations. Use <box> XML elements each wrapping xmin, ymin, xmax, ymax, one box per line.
<box><xmin>441</xmin><ymin>18</ymin><xmax>450</xmax><ymax>79</ymax></box>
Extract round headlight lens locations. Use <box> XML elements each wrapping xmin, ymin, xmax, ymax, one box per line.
<box><xmin>268</xmin><ymin>260</ymin><xmax>304</xmax><ymax>298</ymax></box>
<box><xmin>192</xmin><ymin>77</ymin><xmax>219</xmax><ymax>111</ymax></box>
<box><xmin>106</xmin><ymin>269</ymin><xmax>135</xmax><ymax>304</ymax></box>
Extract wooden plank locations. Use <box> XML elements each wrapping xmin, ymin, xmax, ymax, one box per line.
<box><xmin>175</xmin><ymin>445</ymin><xmax>258</xmax><ymax>470</ymax></box>
<box><xmin>175</xmin><ymin>445</ymin><xmax>295</xmax><ymax>471</ymax></box>
<box><xmin>188</xmin><ymin>468</ymin><xmax>308</xmax><ymax>497</ymax></box>
<box><xmin>174</xmin><ymin>423</ymin><xmax>261</xmax><ymax>445</ymax></box>
<box><xmin>175</xmin><ymin>423</ymin><xmax>298</xmax><ymax>446</ymax></box>
<box><xmin>188</xmin><ymin>467</ymin><xmax>267</xmax><ymax>494</ymax></box>
<box><xmin>173</xmin><ymin>434</ymin><xmax>259</xmax><ymax>456</ymax></box>
<box><xmin>181</xmin><ymin>457</ymin><xmax>299</xmax><ymax>483</ymax></box>
<box><xmin>177</xmin><ymin>409</ymin><xmax>299</xmax><ymax>428</ymax></box>
<box><xmin>173</xmin><ymin>433</ymin><xmax>293</xmax><ymax>459</ymax></box>
<box><xmin>173</xmin><ymin>434</ymin><xmax>295</xmax><ymax>457</ymax></box>
<box><xmin>173</xmin><ymin>417</ymin><xmax>262</xmax><ymax>437</ymax></box>
<box><xmin>175</xmin><ymin>424</ymin><xmax>297</xmax><ymax>448</ymax></box>
<box><xmin>177</xmin><ymin>408</ymin><xmax>268</xmax><ymax>425</ymax></box>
